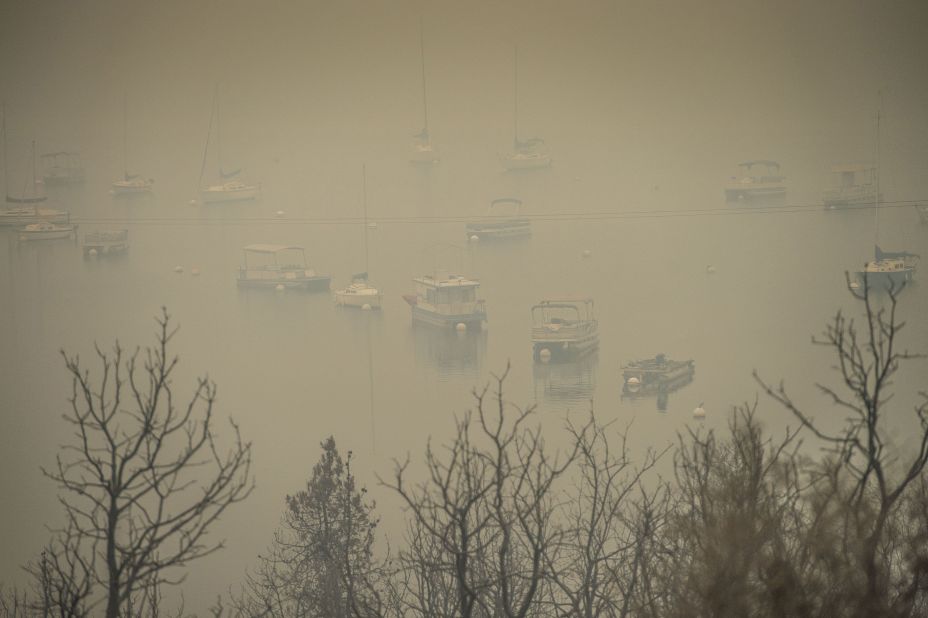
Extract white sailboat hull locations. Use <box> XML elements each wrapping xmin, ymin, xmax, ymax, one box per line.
<box><xmin>201</xmin><ymin>184</ymin><xmax>259</xmax><ymax>203</ymax></box>
<box><xmin>503</xmin><ymin>152</ymin><xmax>552</xmax><ymax>170</ymax></box>
<box><xmin>335</xmin><ymin>287</ymin><xmax>383</xmax><ymax>309</ymax></box>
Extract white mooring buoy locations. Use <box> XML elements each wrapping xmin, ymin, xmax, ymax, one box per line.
<box><xmin>174</xmin><ymin>266</ymin><xmax>184</xmax><ymax>274</ymax></box>
<box><xmin>693</xmin><ymin>402</ymin><xmax>706</xmax><ymax>419</ymax></box>
<box><xmin>275</xmin><ymin>284</ymin><xmax>286</xmax><ymax>292</ymax></box>
<box><xmin>362</xmin><ymin>303</ymin><xmax>372</xmax><ymax>311</ymax></box>
<box><xmin>191</xmin><ymin>268</ymin><xmax>200</xmax><ymax>276</ymax></box>
<box><xmin>539</xmin><ymin>348</ymin><xmax>552</xmax><ymax>363</ymax></box>
<box><xmin>469</xmin><ymin>235</ymin><xmax>480</xmax><ymax>243</ymax></box>
<box><xmin>455</xmin><ymin>322</ymin><xmax>467</xmax><ymax>332</ymax></box>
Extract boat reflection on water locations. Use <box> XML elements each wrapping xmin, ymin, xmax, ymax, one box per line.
<box><xmin>532</xmin><ymin>352</ymin><xmax>597</xmax><ymax>410</ymax></box>
<box><xmin>411</xmin><ymin>323</ymin><xmax>486</xmax><ymax>380</ymax></box>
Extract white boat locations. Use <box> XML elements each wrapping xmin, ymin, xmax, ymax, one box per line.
<box><xmin>824</xmin><ymin>164</ymin><xmax>878</xmax><ymax>210</ymax></box>
<box><xmin>41</xmin><ymin>151</ymin><xmax>85</xmax><ymax>185</ymax></box>
<box><xmin>725</xmin><ymin>160</ymin><xmax>786</xmax><ymax>200</ymax></box>
<box><xmin>853</xmin><ymin>106</ymin><xmax>917</xmax><ymax>290</ymax></box>
<box><xmin>2</xmin><ymin>115</ymin><xmax>70</xmax><ymax>225</ymax></box>
<box><xmin>83</xmin><ymin>230</ymin><xmax>128</xmax><ymax>256</ymax></box>
<box><xmin>503</xmin><ymin>46</ymin><xmax>551</xmax><ymax>171</ymax></box>
<box><xmin>403</xmin><ymin>272</ymin><xmax>486</xmax><ymax>330</ymax></box>
<box><xmin>410</xmin><ymin>19</ymin><xmax>439</xmax><ymax>165</ymax></box>
<box><xmin>237</xmin><ymin>244</ymin><xmax>330</xmax><ymax>291</ymax></box>
<box><xmin>335</xmin><ymin>165</ymin><xmax>382</xmax><ymax>309</ymax></box>
<box><xmin>198</xmin><ymin>87</ymin><xmax>258</xmax><ymax>204</ymax></box>
<box><xmin>466</xmin><ymin>198</ymin><xmax>531</xmax><ymax>241</ymax></box>
<box><xmin>112</xmin><ymin>93</ymin><xmax>153</xmax><ymax>195</ymax></box>
<box><xmin>201</xmin><ymin>179</ymin><xmax>259</xmax><ymax>203</ymax></box>
<box><xmin>531</xmin><ymin>298</ymin><xmax>599</xmax><ymax>363</ymax></box>
<box><xmin>18</xmin><ymin>221</ymin><xmax>76</xmax><ymax>241</ymax></box>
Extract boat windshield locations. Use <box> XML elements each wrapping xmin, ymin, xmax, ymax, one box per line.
<box><xmin>426</xmin><ymin>286</ymin><xmax>476</xmax><ymax>304</ymax></box>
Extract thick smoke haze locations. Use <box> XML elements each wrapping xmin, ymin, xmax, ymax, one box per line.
<box><xmin>1</xmin><ymin>0</ymin><xmax>927</xmax><ymax>614</ymax></box>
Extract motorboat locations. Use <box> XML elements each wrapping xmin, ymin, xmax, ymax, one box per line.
<box><xmin>823</xmin><ymin>164</ymin><xmax>878</xmax><ymax>210</ymax></box>
<box><xmin>0</xmin><ymin>206</ymin><xmax>70</xmax><ymax>226</ymax></box>
<box><xmin>83</xmin><ymin>230</ymin><xmax>128</xmax><ymax>256</ymax></box>
<box><xmin>403</xmin><ymin>272</ymin><xmax>486</xmax><ymax>330</ymax></box>
<box><xmin>622</xmin><ymin>353</ymin><xmax>695</xmax><ymax>397</ymax></box>
<box><xmin>725</xmin><ymin>160</ymin><xmax>786</xmax><ymax>200</ymax></box>
<box><xmin>41</xmin><ymin>151</ymin><xmax>85</xmax><ymax>185</ymax></box>
<box><xmin>531</xmin><ymin>298</ymin><xmax>598</xmax><ymax>363</ymax></box>
<box><xmin>18</xmin><ymin>221</ymin><xmax>77</xmax><ymax>241</ymax></box>
<box><xmin>466</xmin><ymin>198</ymin><xmax>531</xmax><ymax>241</ymax></box>
<box><xmin>236</xmin><ymin>244</ymin><xmax>330</xmax><ymax>291</ymax></box>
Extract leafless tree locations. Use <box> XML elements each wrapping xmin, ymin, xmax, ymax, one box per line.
<box><xmin>756</xmin><ymin>277</ymin><xmax>928</xmax><ymax>617</ymax></box>
<box><xmin>384</xmin><ymin>364</ymin><xmax>590</xmax><ymax>618</ymax></box>
<box><xmin>43</xmin><ymin>307</ymin><xmax>254</xmax><ymax>618</ymax></box>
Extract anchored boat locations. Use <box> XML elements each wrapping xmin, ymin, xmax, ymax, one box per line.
<box><xmin>503</xmin><ymin>46</ymin><xmax>551</xmax><ymax>171</ymax></box>
<box><xmin>18</xmin><ymin>221</ymin><xmax>77</xmax><ymax>241</ymax></box>
<box><xmin>403</xmin><ymin>273</ymin><xmax>486</xmax><ymax>330</ymax></box>
<box><xmin>335</xmin><ymin>165</ymin><xmax>382</xmax><ymax>309</ymax></box>
<box><xmin>199</xmin><ymin>87</ymin><xmax>259</xmax><ymax>204</ymax></box>
<box><xmin>466</xmin><ymin>198</ymin><xmax>531</xmax><ymax>242</ymax></box>
<box><xmin>622</xmin><ymin>354</ymin><xmax>695</xmax><ymax>397</ymax></box>
<box><xmin>237</xmin><ymin>244</ymin><xmax>330</xmax><ymax>291</ymax></box>
<box><xmin>83</xmin><ymin>230</ymin><xmax>129</xmax><ymax>256</ymax></box>
<box><xmin>725</xmin><ymin>160</ymin><xmax>786</xmax><ymax>200</ymax></box>
<box><xmin>112</xmin><ymin>92</ymin><xmax>153</xmax><ymax>195</ymax></box>
<box><xmin>856</xmin><ymin>246</ymin><xmax>918</xmax><ymax>290</ymax></box>
<box><xmin>823</xmin><ymin>164</ymin><xmax>878</xmax><ymax>210</ymax></box>
<box><xmin>531</xmin><ymin>298</ymin><xmax>598</xmax><ymax>363</ymax></box>
<box><xmin>410</xmin><ymin>19</ymin><xmax>439</xmax><ymax>165</ymax></box>
<box><xmin>41</xmin><ymin>151</ymin><xmax>85</xmax><ymax>185</ymax></box>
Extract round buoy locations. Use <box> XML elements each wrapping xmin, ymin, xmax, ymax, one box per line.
<box><xmin>367</xmin><ymin>222</ymin><xmax>378</xmax><ymax>229</ymax></box>
<box><xmin>362</xmin><ymin>303</ymin><xmax>372</xmax><ymax>311</ymax></box>
<box><xmin>539</xmin><ymin>348</ymin><xmax>552</xmax><ymax>363</ymax></box>
<box><xmin>626</xmin><ymin>376</ymin><xmax>641</xmax><ymax>392</ymax></box>
<box><xmin>581</xmin><ymin>249</ymin><xmax>592</xmax><ymax>259</ymax></box>
<box><xmin>469</xmin><ymin>235</ymin><xmax>480</xmax><ymax>243</ymax></box>
<box><xmin>572</xmin><ymin>176</ymin><xmax>581</xmax><ymax>182</ymax></box>
<box><xmin>455</xmin><ymin>322</ymin><xmax>467</xmax><ymax>332</ymax></box>
<box><xmin>108</xmin><ymin>190</ymin><xmax>115</xmax><ymax>196</ymax></box>
<box><xmin>275</xmin><ymin>284</ymin><xmax>286</xmax><ymax>292</ymax></box>
<box><xmin>188</xmin><ymin>199</ymin><xmax>197</xmax><ymax>206</ymax></box>
<box><xmin>849</xmin><ymin>281</ymin><xmax>860</xmax><ymax>290</ymax></box>
<box><xmin>191</xmin><ymin>268</ymin><xmax>200</xmax><ymax>276</ymax></box>
<box><xmin>693</xmin><ymin>402</ymin><xmax>706</xmax><ymax>419</ymax></box>
<box><xmin>706</xmin><ymin>265</ymin><xmax>717</xmax><ymax>274</ymax></box>
<box><xmin>275</xmin><ymin>210</ymin><xmax>285</xmax><ymax>218</ymax></box>
<box><xmin>88</xmin><ymin>248</ymin><xmax>98</xmax><ymax>257</ymax></box>
<box><xmin>174</xmin><ymin>266</ymin><xmax>184</xmax><ymax>274</ymax></box>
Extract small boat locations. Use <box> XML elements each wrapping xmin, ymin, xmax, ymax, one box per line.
<box><xmin>531</xmin><ymin>298</ymin><xmax>598</xmax><ymax>363</ymax></box>
<box><xmin>41</xmin><ymin>151</ymin><xmax>85</xmax><ymax>185</ymax></box>
<box><xmin>410</xmin><ymin>19</ymin><xmax>439</xmax><ymax>165</ymax></box>
<box><xmin>855</xmin><ymin>245</ymin><xmax>918</xmax><ymax>290</ymax></box>
<box><xmin>83</xmin><ymin>230</ymin><xmax>128</xmax><ymax>256</ymax></box>
<box><xmin>335</xmin><ymin>166</ymin><xmax>382</xmax><ymax>309</ymax></box>
<box><xmin>112</xmin><ymin>93</ymin><xmax>153</xmax><ymax>195</ymax></box>
<box><xmin>503</xmin><ymin>46</ymin><xmax>551</xmax><ymax>171</ymax></box>
<box><xmin>237</xmin><ymin>244</ymin><xmax>330</xmax><ymax>291</ymax></box>
<box><xmin>823</xmin><ymin>164</ymin><xmax>878</xmax><ymax>210</ymax></box>
<box><xmin>199</xmin><ymin>87</ymin><xmax>259</xmax><ymax>204</ymax></box>
<box><xmin>465</xmin><ymin>198</ymin><xmax>531</xmax><ymax>241</ymax></box>
<box><xmin>0</xmin><ymin>206</ymin><xmax>70</xmax><ymax>226</ymax></box>
<box><xmin>201</xmin><ymin>179</ymin><xmax>259</xmax><ymax>203</ymax></box>
<box><xmin>622</xmin><ymin>353</ymin><xmax>695</xmax><ymax>397</ymax></box>
<box><xmin>403</xmin><ymin>272</ymin><xmax>486</xmax><ymax>330</ymax></box>
<box><xmin>916</xmin><ymin>204</ymin><xmax>928</xmax><ymax>225</ymax></box>
<box><xmin>18</xmin><ymin>221</ymin><xmax>77</xmax><ymax>241</ymax></box>
<box><xmin>1</xmin><ymin>116</ymin><xmax>69</xmax><ymax>225</ymax></box>
<box><xmin>725</xmin><ymin>160</ymin><xmax>786</xmax><ymax>200</ymax></box>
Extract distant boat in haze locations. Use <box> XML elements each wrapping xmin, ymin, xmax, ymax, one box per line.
<box><xmin>1</xmin><ymin>106</ymin><xmax>70</xmax><ymax>226</ymax></box>
<box><xmin>531</xmin><ymin>298</ymin><xmax>599</xmax><ymax>363</ymax></box>
<box><xmin>465</xmin><ymin>197</ymin><xmax>531</xmax><ymax>242</ymax></box>
<box><xmin>724</xmin><ymin>160</ymin><xmax>786</xmax><ymax>200</ymax></box>
<box><xmin>823</xmin><ymin>164</ymin><xmax>878</xmax><ymax>210</ymax></box>
<box><xmin>502</xmin><ymin>45</ymin><xmax>551</xmax><ymax>171</ymax></box>
<box><xmin>41</xmin><ymin>150</ymin><xmax>85</xmax><ymax>185</ymax></box>
<box><xmin>410</xmin><ymin>18</ymin><xmax>439</xmax><ymax>165</ymax></box>
<box><xmin>403</xmin><ymin>268</ymin><xmax>486</xmax><ymax>331</ymax></box>
<box><xmin>199</xmin><ymin>86</ymin><xmax>259</xmax><ymax>204</ymax></box>
<box><xmin>112</xmin><ymin>92</ymin><xmax>153</xmax><ymax>195</ymax></box>
<box><xmin>335</xmin><ymin>165</ymin><xmax>383</xmax><ymax>309</ymax></box>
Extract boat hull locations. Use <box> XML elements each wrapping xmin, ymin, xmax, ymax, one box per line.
<box><xmin>201</xmin><ymin>186</ymin><xmax>259</xmax><ymax>203</ymax></box>
<box><xmin>19</xmin><ymin>228</ymin><xmax>76</xmax><ymax>241</ymax></box>
<box><xmin>856</xmin><ymin>269</ymin><xmax>915</xmax><ymax>290</ymax></box>
<box><xmin>411</xmin><ymin>306</ymin><xmax>485</xmax><ymax>330</ymax></box>
<box><xmin>410</xmin><ymin>146</ymin><xmax>440</xmax><ymax>164</ymax></box>
<box><xmin>503</xmin><ymin>154</ymin><xmax>552</xmax><ymax>170</ymax></box>
<box><xmin>725</xmin><ymin>185</ymin><xmax>786</xmax><ymax>200</ymax></box>
<box><xmin>237</xmin><ymin>275</ymin><xmax>331</xmax><ymax>291</ymax></box>
<box><xmin>824</xmin><ymin>190</ymin><xmax>879</xmax><ymax>210</ymax></box>
<box><xmin>621</xmin><ymin>360</ymin><xmax>695</xmax><ymax>397</ymax></box>
<box><xmin>466</xmin><ymin>220</ymin><xmax>531</xmax><ymax>241</ymax></box>
<box><xmin>335</xmin><ymin>290</ymin><xmax>383</xmax><ymax>309</ymax></box>
<box><xmin>112</xmin><ymin>183</ymin><xmax>153</xmax><ymax>195</ymax></box>
<box><xmin>0</xmin><ymin>209</ymin><xmax>70</xmax><ymax>226</ymax></box>
<box><xmin>533</xmin><ymin>336</ymin><xmax>598</xmax><ymax>363</ymax></box>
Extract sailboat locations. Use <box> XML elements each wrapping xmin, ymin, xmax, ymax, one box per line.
<box><xmin>1</xmin><ymin>105</ymin><xmax>70</xmax><ymax>226</ymax></box>
<box><xmin>199</xmin><ymin>87</ymin><xmax>259</xmax><ymax>204</ymax></box>
<box><xmin>503</xmin><ymin>45</ymin><xmax>551</xmax><ymax>171</ymax></box>
<box><xmin>112</xmin><ymin>92</ymin><xmax>153</xmax><ymax>195</ymax></box>
<box><xmin>335</xmin><ymin>165</ymin><xmax>383</xmax><ymax>309</ymax></box>
<box><xmin>854</xmin><ymin>105</ymin><xmax>918</xmax><ymax>290</ymax></box>
<box><xmin>411</xmin><ymin>18</ymin><xmax>439</xmax><ymax>165</ymax></box>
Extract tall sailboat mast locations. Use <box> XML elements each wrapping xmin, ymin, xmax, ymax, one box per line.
<box><xmin>362</xmin><ymin>164</ymin><xmax>370</xmax><ymax>274</ymax></box>
<box><xmin>419</xmin><ymin>17</ymin><xmax>429</xmax><ymax>138</ymax></box>
<box><xmin>1</xmin><ymin>102</ymin><xmax>7</xmax><ymax>193</ymax></box>
<box><xmin>122</xmin><ymin>91</ymin><xmax>129</xmax><ymax>180</ymax></box>
<box><xmin>199</xmin><ymin>87</ymin><xmax>217</xmax><ymax>187</ymax></box>
<box><xmin>874</xmin><ymin>100</ymin><xmax>881</xmax><ymax>247</ymax></box>
<box><xmin>513</xmin><ymin>44</ymin><xmax>519</xmax><ymax>147</ymax></box>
